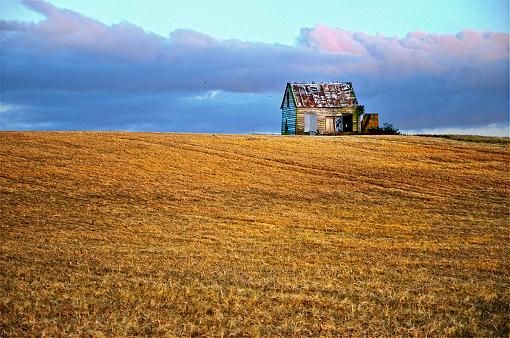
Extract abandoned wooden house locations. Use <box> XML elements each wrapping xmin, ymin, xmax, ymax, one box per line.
<box><xmin>280</xmin><ymin>82</ymin><xmax>378</xmax><ymax>135</ymax></box>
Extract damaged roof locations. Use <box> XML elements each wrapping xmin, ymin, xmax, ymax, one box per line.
<box><xmin>287</xmin><ymin>82</ymin><xmax>358</xmax><ymax>108</ymax></box>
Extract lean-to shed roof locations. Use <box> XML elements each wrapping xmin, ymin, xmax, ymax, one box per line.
<box><xmin>287</xmin><ymin>82</ymin><xmax>358</xmax><ymax>108</ymax></box>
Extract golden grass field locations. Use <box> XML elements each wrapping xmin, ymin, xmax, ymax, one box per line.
<box><xmin>0</xmin><ymin>132</ymin><xmax>508</xmax><ymax>337</ymax></box>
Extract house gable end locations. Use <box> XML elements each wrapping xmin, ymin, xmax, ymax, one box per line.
<box><xmin>280</xmin><ymin>83</ymin><xmax>296</xmax><ymax>110</ymax></box>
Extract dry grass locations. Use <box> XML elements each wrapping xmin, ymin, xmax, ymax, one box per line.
<box><xmin>417</xmin><ymin>134</ymin><xmax>510</xmax><ymax>145</ymax></box>
<box><xmin>0</xmin><ymin>132</ymin><xmax>508</xmax><ymax>337</ymax></box>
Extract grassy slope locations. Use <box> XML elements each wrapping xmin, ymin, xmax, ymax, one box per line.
<box><xmin>0</xmin><ymin>132</ymin><xmax>508</xmax><ymax>336</ymax></box>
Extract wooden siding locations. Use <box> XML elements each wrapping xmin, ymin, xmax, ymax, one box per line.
<box><xmin>296</xmin><ymin>109</ymin><xmax>305</xmax><ymax>134</ymax></box>
<box><xmin>281</xmin><ymin>105</ymin><xmax>296</xmax><ymax>135</ymax></box>
<box><xmin>281</xmin><ymin>85</ymin><xmax>297</xmax><ymax>135</ymax></box>
<box><xmin>295</xmin><ymin>107</ymin><xmax>359</xmax><ymax>135</ymax></box>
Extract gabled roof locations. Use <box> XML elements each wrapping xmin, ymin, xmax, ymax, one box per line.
<box><xmin>285</xmin><ymin>82</ymin><xmax>358</xmax><ymax>108</ymax></box>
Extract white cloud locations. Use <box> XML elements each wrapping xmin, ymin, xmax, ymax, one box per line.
<box><xmin>403</xmin><ymin>123</ymin><xmax>509</xmax><ymax>137</ymax></box>
<box><xmin>191</xmin><ymin>90</ymin><xmax>219</xmax><ymax>100</ymax></box>
<box><xmin>0</xmin><ymin>103</ymin><xmax>24</xmax><ymax>113</ymax></box>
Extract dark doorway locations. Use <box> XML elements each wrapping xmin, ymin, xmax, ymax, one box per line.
<box><xmin>343</xmin><ymin>114</ymin><xmax>353</xmax><ymax>132</ymax></box>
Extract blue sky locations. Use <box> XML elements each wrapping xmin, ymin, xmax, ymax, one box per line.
<box><xmin>3</xmin><ymin>0</ymin><xmax>508</xmax><ymax>44</ymax></box>
<box><xmin>1</xmin><ymin>0</ymin><xmax>509</xmax><ymax>135</ymax></box>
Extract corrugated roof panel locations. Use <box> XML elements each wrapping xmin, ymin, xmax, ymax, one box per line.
<box><xmin>290</xmin><ymin>82</ymin><xmax>358</xmax><ymax>108</ymax></box>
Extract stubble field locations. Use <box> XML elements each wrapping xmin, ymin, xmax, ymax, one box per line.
<box><xmin>0</xmin><ymin>132</ymin><xmax>508</xmax><ymax>336</ymax></box>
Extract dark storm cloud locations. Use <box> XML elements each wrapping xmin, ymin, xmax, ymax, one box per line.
<box><xmin>1</xmin><ymin>1</ymin><xmax>508</xmax><ymax>133</ymax></box>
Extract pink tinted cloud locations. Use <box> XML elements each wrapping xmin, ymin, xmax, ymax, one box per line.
<box><xmin>299</xmin><ymin>24</ymin><xmax>367</xmax><ymax>56</ymax></box>
<box><xmin>401</xmin><ymin>29</ymin><xmax>509</xmax><ymax>61</ymax></box>
<box><xmin>298</xmin><ymin>25</ymin><xmax>509</xmax><ymax>76</ymax></box>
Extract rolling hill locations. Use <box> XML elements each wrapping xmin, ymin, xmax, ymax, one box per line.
<box><xmin>1</xmin><ymin>132</ymin><xmax>508</xmax><ymax>336</ymax></box>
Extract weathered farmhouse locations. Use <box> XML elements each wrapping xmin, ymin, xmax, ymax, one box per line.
<box><xmin>280</xmin><ymin>82</ymin><xmax>378</xmax><ymax>135</ymax></box>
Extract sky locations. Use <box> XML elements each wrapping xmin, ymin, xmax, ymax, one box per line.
<box><xmin>1</xmin><ymin>0</ymin><xmax>509</xmax><ymax>135</ymax></box>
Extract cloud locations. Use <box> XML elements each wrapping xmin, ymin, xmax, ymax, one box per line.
<box><xmin>0</xmin><ymin>89</ymin><xmax>281</xmax><ymax>132</ymax></box>
<box><xmin>0</xmin><ymin>1</ymin><xmax>508</xmax><ymax>134</ymax></box>
<box><xmin>299</xmin><ymin>25</ymin><xmax>509</xmax><ymax>76</ymax></box>
<box><xmin>298</xmin><ymin>25</ymin><xmax>367</xmax><ymax>56</ymax></box>
<box><xmin>2</xmin><ymin>0</ymin><xmax>166</xmax><ymax>63</ymax></box>
<box><xmin>404</xmin><ymin>123</ymin><xmax>509</xmax><ymax>137</ymax></box>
